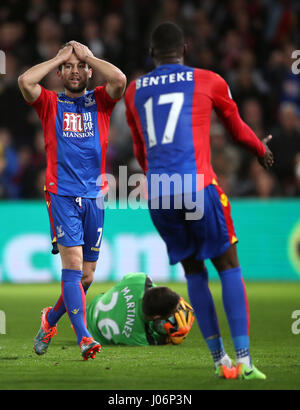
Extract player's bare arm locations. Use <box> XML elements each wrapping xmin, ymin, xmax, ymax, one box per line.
<box><xmin>18</xmin><ymin>45</ymin><xmax>73</xmax><ymax>103</ymax></box>
<box><xmin>69</xmin><ymin>40</ymin><xmax>127</xmax><ymax>99</ymax></box>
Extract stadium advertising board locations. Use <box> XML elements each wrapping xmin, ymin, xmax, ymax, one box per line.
<box><xmin>0</xmin><ymin>200</ymin><xmax>299</xmax><ymax>282</ymax></box>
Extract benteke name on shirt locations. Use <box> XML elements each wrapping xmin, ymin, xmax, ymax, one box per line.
<box><xmin>136</xmin><ymin>71</ymin><xmax>194</xmax><ymax>89</ymax></box>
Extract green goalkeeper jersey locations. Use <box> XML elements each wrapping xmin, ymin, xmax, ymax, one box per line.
<box><xmin>86</xmin><ymin>272</ymin><xmax>163</xmax><ymax>346</ymax></box>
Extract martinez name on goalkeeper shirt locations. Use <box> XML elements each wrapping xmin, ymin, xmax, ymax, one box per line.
<box><xmin>86</xmin><ymin>272</ymin><xmax>162</xmax><ymax>346</ymax></box>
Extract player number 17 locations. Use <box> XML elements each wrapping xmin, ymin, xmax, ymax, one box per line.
<box><xmin>144</xmin><ymin>92</ymin><xmax>184</xmax><ymax>148</ymax></box>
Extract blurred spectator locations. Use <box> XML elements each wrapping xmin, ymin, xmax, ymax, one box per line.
<box><xmin>58</xmin><ymin>0</ymin><xmax>81</xmax><ymax>41</ymax></box>
<box><xmin>25</xmin><ymin>0</ymin><xmax>50</xmax><ymax>24</ymax></box>
<box><xmin>35</xmin><ymin>16</ymin><xmax>63</xmax><ymax>61</ymax></box>
<box><xmin>101</xmin><ymin>13</ymin><xmax>124</xmax><ymax>67</ymax></box>
<box><xmin>76</xmin><ymin>0</ymin><xmax>100</xmax><ymax>22</ymax></box>
<box><xmin>293</xmin><ymin>153</ymin><xmax>300</xmax><ymax>196</ymax></box>
<box><xmin>269</xmin><ymin>102</ymin><xmax>300</xmax><ymax>195</ymax></box>
<box><xmin>236</xmin><ymin>158</ymin><xmax>279</xmax><ymax>198</ymax></box>
<box><xmin>241</xmin><ymin>98</ymin><xmax>265</xmax><ymax>131</ymax></box>
<box><xmin>20</xmin><ymin>129</ymin><xmax>46</xmax><ymax>198</ymax></box>
<box><xmin>280</xmin><ymin>43</ymin><xmax>300</xmax><ymax>112</ymax></box>
<box><xmin>0</xmin><ymin>128</ymin><xmax>20</xmax><ymax>198</ymax></box>
<box><xmin>254</xmin><ymin>170</ymin><xmax>278</xmax><ymax>198</ymax></box>
<box><xmin>0</xmin><ymin>138</ymin><xmax>7</xmax><ymax>198</ymax></box>
<box><xmin>231</xmin><ymin>66</ymin><xmax>265</xmax><ymax>108</ymax></box>
<box><xmin>0</xmin><ymin>20</ymin><xmax>29</xmax><ymax>65</ymax></box>
<box><xmin>153</xmin><ymin>0</ymin><xmax>181</xmax><ymax>25</ymax></box>
<box><xmin>12</xmin><ymin>145</ymin><xmax>32</xmax><ymax>197</ymax></box>
<box><xmin>210</xmin><ymin>121</ymin><xmax>240</xmax><ymax>196</ymax></box>
<box><xmin>82</xmin><ymin>20</ymin><xmax>104</xmax><ymax>58</ymax></box>
<box><xmin>265</xmin><ymin>43</ymin><xmax>300</xmax><ymax>122</ymax></box>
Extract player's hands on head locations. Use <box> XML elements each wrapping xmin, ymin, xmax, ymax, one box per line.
<box><xmin>68</xmin><ymin>41</ymin><xmax>94</xmax><ymax>63</ymax></box>
<box><xmin>258</xmin><ymin>134</ymin><xmax>274</xmax><ymax>170</ymax></box>
<box><xmin>55</xmin><ymin>44</ymin><xmax>73</xmax><ymax>64</ymax></box>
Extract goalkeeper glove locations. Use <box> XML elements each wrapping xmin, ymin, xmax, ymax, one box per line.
<box><xmin>164</xmin><ymin>297</ymin><xmax>195</xmax><ymax>345</ymax></box>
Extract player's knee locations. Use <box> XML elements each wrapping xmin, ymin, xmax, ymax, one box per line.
<box><xmin>58</xmin><ymin>245</ymin><xmax>83</xmax><ymax>271</ymax></box>
<box><xmin>212</xmin><ymin>255</ymin><xmax>238</xmax><ymax>272</ymax></box>
<box><xmin>216</xmin><ymin>260</ymin><xmax>237</xmax><ymax>272</ymax></box>
<box><xmin>211</xmin><ymin>244</ymin><xmax>239</xmax><ymax>273</ymax></box>
<box><xmin>63</xmin><ymin>258</ymin><xmax>83</xmax><ymax>271</ymax></box>
<box><xmin>181</xmin><ymin>256</ymin><xmax>205</xmax><ymax>276</ymax></box>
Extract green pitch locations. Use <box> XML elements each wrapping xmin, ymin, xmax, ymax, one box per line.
<box><xmin>1</xmin><ymin>281</ymin><xmax>300</xmax><ymax>390</ymax></box>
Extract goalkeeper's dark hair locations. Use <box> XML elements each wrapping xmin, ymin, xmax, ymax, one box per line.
<box><xmin>142</xmin><ymin>286</ymin><xmax>180</xmax><ymax>318</ymax></box>
<box><xmin>150</xmin><ymin>22</ymin><xmax>184</xmax><ymax>55</ymax></box>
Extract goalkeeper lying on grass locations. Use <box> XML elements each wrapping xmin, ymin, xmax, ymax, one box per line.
<box><xmin>86</xmin><ymin>272</ymin><xmax>194</xmax><ymax>346</ymax></box>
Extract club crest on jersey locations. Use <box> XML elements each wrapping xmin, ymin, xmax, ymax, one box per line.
<box><xmin>85</xmin><ymin>94</ymin><xmax>96</xmax><ymax>107</ymax></box>
<box><xmin>63</xmin><ymin>112</ymin><xmax>83</xmax><ymax>132</ymax></box>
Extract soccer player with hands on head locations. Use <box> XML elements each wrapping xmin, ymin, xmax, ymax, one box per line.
<box><xmin>18</xmin><ymin>41</ymin><xmax>126</xmax><ymax>360</ymax></box>
<box><xmin>125</xmin><ymin>22</ymin><xmax>274</xmax><ymax>380</ymax></box>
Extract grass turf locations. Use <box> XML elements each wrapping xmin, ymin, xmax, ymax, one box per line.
<box><xmin>0</xmin><ymin>281</ymin><xmax>300</xmax><ymax>391</ymax></box>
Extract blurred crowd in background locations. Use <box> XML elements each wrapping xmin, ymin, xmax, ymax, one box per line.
<box><xmin>0</xmin><ymin>0</ymin><xmax>300</xmax><ymax>199</ymax></box>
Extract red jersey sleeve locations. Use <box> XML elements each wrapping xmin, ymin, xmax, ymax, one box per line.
<box><xmin>95</xmin><ymin>84</ymin><xmax>121</xmax><ymax>115</ymax></box>
<box><xmin>124</xmin><ymin>81</ymin><xmax>148</xmax><ymax>173</ymax></box>
<box><xmin>28</xmin><ymin>86</ymin><xmax>57</xmax><ymax>122</ymax></box>
<box><xmin>210</xmin><ymin>73</ymin><xmax>266</xmax><ymax>157</ymax></box>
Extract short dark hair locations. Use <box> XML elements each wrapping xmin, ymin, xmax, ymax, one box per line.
<box><xmin>57</xmin><ymin>42</ymin><xmax>90</xmax><ymax>71</ymax></box>
<box><xmin>142</xmin><ymin>286</ymin><xmax>180</xmax><ymax>318</ymax></box>
<box><xmin>150</xmin><ymin>22</ymin><xmax>184</xmax><ymax>55</ymax></box>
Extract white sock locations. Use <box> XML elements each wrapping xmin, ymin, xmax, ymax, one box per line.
<box><xmin>215</xmin><ymin>353</ymin><xmax>233</xmax><ymax>369</ymax></box>
<box><xmin>236</xmin><ymin>355</ymin><xmax>252</xmax><ymax>368</ymax></box>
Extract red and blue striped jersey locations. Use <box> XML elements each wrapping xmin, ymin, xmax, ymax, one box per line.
<box><xmin>30</xmin><ymin>85</ymin><xmax>119</xmax><ymax>197</ymax></box>
<box><xmin>125</xmin><ymin>64</ymin><xmax>265</xmax><ymax>193</ymax></box>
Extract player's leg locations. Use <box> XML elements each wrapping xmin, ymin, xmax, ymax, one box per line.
<box><xmin>36</xmin><ymin>193</ymin><xmax>100</xmax><ymax>359</ymax></box>
<box><xmin>45</xmin><ymin>194</ymin><xmax>84</xmax><ymax>332</ymax></box>
<box><xmin>34</xmin><ymin>244</ymin><xmax>87</xmax><ymax>355</ymax></box>
<box><xmin>46</xmin><ymin>260</ymin><xmax>96</xmax><ymax>346</ymax></box>
<box><xmin>201</xmin><ymin>184</ymin><xmax>251</xmax><ymax>369</ymax></box>
<box><xmin>211</xmin><ymin>244</ymin><xmax>266</xmax><ymax>379</ymax></box>
<box><xmin>46</xmin><ymin>259</ymin><xmax>96</xmax><ymax>330</ymax></box>
<box><xmin>182</xmin><ymin>255</ymin><xmax>234</xmax><ymax>375</ymax></box>
<box><xmin>183</xmin><ymin>183</ymin><xmax>247</xmax><ymax>377</ymax></box>
<box><xmin>34</xmin><ymin>191</ymin><xmax>71</xmax><ymax>355</ymax></box>
<box><xmin>73</xmin><ymin>196</ymin><xmax>104</xmax><ymax>359</ymax></box>
<box><xmin>58</xmin><ymin>243</ymin><xmax>101</xmax><ymax>359</ymax></box>
<box><xmin>211</xmin><ymin>244</ymin><xmax>250</xmax><ymax>363</ymax></box>
<box><xmin>208</xmin><ymin>181</ymin><xmax>266</xmax><ymax>379</ymax></box>
<box><xmin>46</xmin><ymin>245</ymin><xmax>83</xmax><ymax>327</ymax></box>
<box><xmin>148</xmin><ymin>195</ymin><xmax>234</xmax><ymax>375</ymax></box>
<box><xmin>51</xmin><ymin>195</ymin><xmax>103</xmax><ymax>333</ymax></box>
